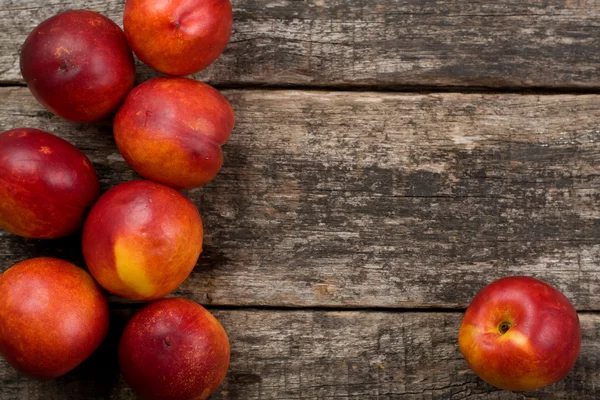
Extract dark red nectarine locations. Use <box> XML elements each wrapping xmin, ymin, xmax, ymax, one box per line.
<box><xmin>20</xmin><ymin>10</ymin><xmax>135</xmax><ymax>122</ymax></box>
<box><xmin>82</xmin><ymin>180</ymin><xmax>203</xmax><ymax>300</ymax></box>
<box><xmin>0</xmin><ymin>128</ymin><xmax>99</xmax><ymax>238</ymax></box>
<box><xmin>0</xmin><ymin>257</ymin><xmax>109</xmax><ymax>380</ymax></box>
<box><xmin>123</xmin><ymin>0</ymin><xmax>233</xmax><ymax>76</ymax></box>
<box><xmin>119</xmin><ymin>298</ymin><xmax>230</xmax><ymax>400</ymax></box>
<box><xmin>113</xmin><ymin>77</ymin><xmax>235</xmax><ymax>189</ymax></box>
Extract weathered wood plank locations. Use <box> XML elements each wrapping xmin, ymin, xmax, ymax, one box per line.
<box><xmin>2</xmin><ymin>88</ymin><xmax>600</xmax><ymax>309</ymax></box>
<box><xmin>2</xmin><ymin>0</ymin><xmax>600</xmax><ymax>88</ymax></box>
<box><xmin>2</xmin><ymin>310</ymin><xmax>599</xmax><ymax>399</ymax></box>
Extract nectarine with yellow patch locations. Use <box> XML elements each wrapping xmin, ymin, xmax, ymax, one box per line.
<box><xmin>82</xmin><ymin>180</ymin><xmax>203</xmax><ymax>300</ymax></box>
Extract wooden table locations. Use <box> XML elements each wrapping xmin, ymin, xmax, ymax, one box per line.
<box><xmin>2</xmin><ymin>1</ymin><xmax>600</xmax><ymax>399</ymax></box>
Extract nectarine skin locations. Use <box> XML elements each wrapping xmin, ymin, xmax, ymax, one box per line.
<box><xmin>20</xmin><ymin>10</ymin><xmax>135</xmax><ymax>122</ymax></box>
<box><xmin>119</xmin><ymin>298</ymin><xmax>230</xmax><ymax>400</ymax></box>
<box><xmin>123</xmin><ymin>0</ymin><xmax>233</xmax><ymax>76</ymax></box>
<box><xmin>0</xmin><ymin>128</ymin><xmax>100</xmax><ymax>238</ymax></box>
<box><xmin>458</xmin><ymin>276</ymin><xmax>581</xmax><ymax>391</ymax></box>
<box><xmin>114</xmin><ymin>77</ymin><xmax>235</xmax><ymax>189</ymax></box>
<box><xmin>82</xmin><ymin>180</ymin><xmax>203</xmax><ymax>300</ymax></box>
<box><xmin>0</xmin><ymin>257</ymin><xmax>109</xmax><ymax>380</ymax></box>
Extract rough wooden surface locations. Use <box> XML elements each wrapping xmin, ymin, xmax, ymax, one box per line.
<box><xmin>2</xmin><ymin>0</ymin><xmax>600</xmax><ymax>88</ymax></box>
<box><xmin>1</xmin><ymin>310</ymin><xmax>599</xmax><ymax>399</ymax></box>
<box><xmin>1</xmin><ymin>87</ymin><xmax>600</xmax><ymax>310</ymax></box>
<box><xmin>3</xmin><ymin>1</ymin><xmax>599</xmax><ymax>398</ymax></box>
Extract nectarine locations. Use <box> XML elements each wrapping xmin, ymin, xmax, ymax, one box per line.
<box><xmin>82</xmin><ymin>180</ymin><xmax>203</xmax><ymax>300</ymax></box>
<box><xmin>113</xmin><ymin>77</ymin><xmax>235</xmax><ymax>189</ymax></box>
<box><xmin>123</xmin><ymin>0</ymin><xmax>233</xmax><ymax>76</ymax></box>
<box><xmin>0</xmin><ymin>257</ymin><xmax>109</xmax><ymax>380</ymax></box>
<box><xmin>459</xmin><ymin>276</ymin><xmax>581</xmax><ymax>391</ymax></box>
<box><xmin>119</xmin><ymin>298</ymin><xmax>230</xmax><ymax>400</ymax></box>
<box><xmin>0</xmin><ymin>128</ymin><xmax>99</xmax><ymax>238</ymax></box>
<box><xmin>20</xmin><ymin>10</ymin><xmax>135</xmax><ymax>122</ymax></box>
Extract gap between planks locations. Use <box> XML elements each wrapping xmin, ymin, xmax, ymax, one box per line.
<box><xmin>107</xmin><ymin>301</ymin><xmax>600</xmax><ymax>315</ymax></box>
<box><xmin>5</xmin><ymin>81</ymin><xmax>600</xmax><ymax>95</ymax></box>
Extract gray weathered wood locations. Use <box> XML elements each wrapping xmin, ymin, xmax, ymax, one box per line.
<box><xmin>1</xmin><ymin>87</ymin><xmax>600</xmax><ymax>310</ymax></box>
<box><xmin>2</xmin><ymin>310</ymin><xmax>599</xmax><ymax>399</ymax></box>
<box><xmin>2</xmin><ymin>0</ymin><xmax>600</xmax><ymax>88</ymax></box>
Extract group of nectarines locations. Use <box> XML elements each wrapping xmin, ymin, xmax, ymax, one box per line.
<box><xmin>0</xmin><ymin>0</ymin><xmax>585</xmax><ymax>398</ymax></box>
<box><xmin>0</xmin><ymin>1</ymin><xmax>233</xmax><ymax>399</ymax></box>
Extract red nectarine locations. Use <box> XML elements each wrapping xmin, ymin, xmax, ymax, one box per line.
<box><xmin>0</xmin><ymin>128</ymin><xmax>99</xmax><ymax>238</ymax></box>
<box><xmin>0</xmin><ymin>257</ymin><xmax>109</xmax><ymax>380</ymax></box>
<box><xmin>123</xmin><ymin>0</ymin><xmax>233</xmax><ymax>76</ymax></box>
<box><xmin>113</xmin><ymin>77</ymin><xmax>235</xmax><ymax>189</ymax></box>
<box><xmin>119</xmin><ymin>298</ymin><xmax>230</xmax><ymax>400</ymax></box>
<box><xmin>20</xmin><ymin>10</ymin><xmax>135</xmax><ymax>122</ymax></box>
<box><xmin>459</xmin><ymin>276</ymin><xmax>581</xmax><ymax>391</ymax></box>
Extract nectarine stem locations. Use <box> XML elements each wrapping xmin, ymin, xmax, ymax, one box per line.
<box><xmin>499</xmin><ymin>322</ymin><xmax>511</xmax><ymax>334</ymax></box>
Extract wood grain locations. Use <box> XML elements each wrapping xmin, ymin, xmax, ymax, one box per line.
<box><xmin>1</xmin><ymin>309</ymin><xmax>599</xmax><ymax>399</ymax></box>
<box><xmin>1</xmin><ymin>0</ymin><xmax>600</xmax><ymax>88</ymax></box>
<box><xmin>1</xmin><ymin>87</ymin><xmax>600</xmax><ymax>309</ymax></box>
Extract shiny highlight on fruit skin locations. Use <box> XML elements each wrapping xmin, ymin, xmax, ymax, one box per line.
<box><xmin>124</xmin><ymin>0</ymin><xmax>233</xmax><ymax>76</ymax></box>
<box><xmin>0</xmin><ymin>128</ymin><xmax>100</xmax><ymax>238</ymax></box>
<box><xmin>20</xmin><ymin>10</ymin><xmax>136</xmax><ymax>122</ymax></box>
<box><xmin>458</xmin><ymin>276</ymin><xmax>581</xmax><ymax>392</ymax></box>
<box><xmin>114</xmin><ymin>77</ymin><xmax>235</xmax><ymax>189</ymax></box>
<box><xmin>82</xmin><ymin>180</ymin><xmax>203</xmax><ymax>301</ymax></box>
<box><xmin>0</xmin><ymin>257</ymin><xmax>109</xmax><ymax>380</ymax></box>
<box><xmin>119</xmin><ymin>298</ymin><xmax>230</xmax><ymax>400</ymax></box>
